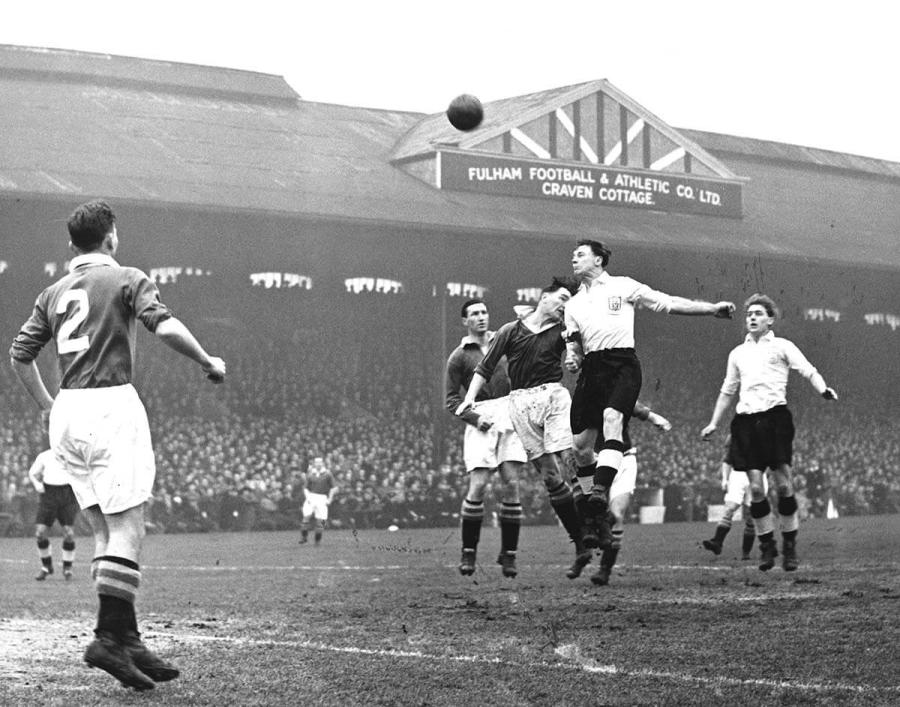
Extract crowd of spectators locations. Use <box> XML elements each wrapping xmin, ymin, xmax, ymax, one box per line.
<box><xmin>2</xmin><ymin>308</ymin><xmax>898</xmax><ymax>538</ymax></box>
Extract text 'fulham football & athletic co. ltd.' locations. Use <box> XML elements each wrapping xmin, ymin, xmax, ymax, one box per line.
<box><xmin>438</xmin><ymin>152</ymin><xmax>743</xmax><ymax>218</ymax></box>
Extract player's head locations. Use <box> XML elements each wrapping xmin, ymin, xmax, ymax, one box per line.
<box><xmin>538</xmin><ymin>276</ymin><xmax>577</xmax><ymax>320</ymax></box>
<box><xmin>67</xmin><ymin>199</ymin><xmax>117</xmax><ymax>254</ymax></box>
<box><xmin>572</xmin><ymin>239</ymin><xmax>611</xmax><ymax>278</ymax></box>
<box><xmin>460</xmin><ymin>298</ymin><xmax>489</xmax><ymax>335</ymax></box>
<box><xmin>744</xmin><ymin>293</ymin><xmax>778</xmax><ymax>335</ymax></box>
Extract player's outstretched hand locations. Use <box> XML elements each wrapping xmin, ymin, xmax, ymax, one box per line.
<box><xmin>700</xmin><ymin>423</ymin><xmax>717</xmax><ymax>439</ymax></box>
<box><xmin>822</xmin><ymin>387</ymin><xmax>838</xmax><ymax>401</ymax></box>
<box><xmin>564</xmin><ymin>351</ymin><xmax>582</xmax><ymax>373</ymax></box>
<box><xmin>203</xmin><ymin>356</ymin><xmax>227</xmax><ymax>383</ymax></box>
<box><xmin>648</xmin><ymin>412</ymin><xmax>672</xmax><ymax>431</ymax></box>
<box><xmin>714</xmin><ymin>302</ymin><xmax>736</xmax><ymax>319</ymax></box>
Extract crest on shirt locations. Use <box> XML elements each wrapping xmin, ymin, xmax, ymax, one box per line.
<box><xmin>608</xmin><ymin>296</ymin><xmax>622</xmax><ymax>312</ymax></box>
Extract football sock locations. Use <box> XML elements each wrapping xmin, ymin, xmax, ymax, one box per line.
<box><xmin>593</xmin><ymin>440</ymin><xmax>626</xmax><ymax>491</ymax></box>
<box><xmin>37</xmin><ymin>538</ymin><xmax>52</xmax><ymax>570</ymax></box>
<box><xmin>546</xmin><ymin>480</ymin><xmax>584</xmax><ymax>551</ymax></box>
<box><xmin>778</xmin><ymin>495</ymin><xmax>799</xmax><ymax>533</ymax></box>
<box><xmin>498</xmin><ymin>502</ymin><xmax>522</xmax><ymax>554</ymax></box>
<box><xmin>575</xmin><ymin>463</ymin><xmax>595</xmax><ymax>494</ymax></box>
<box><xmin>750</xmin><ymin>499</ymin><xmax>775</xmax><ymax>537</ymax></box>
<box><xmin>62</xmin><ymin>538</ymin><xmax>75</xmax><ymax>571</ymax></box>
<box><xmin>95</xmin><ymin>556</ymin><xmax>140</xmax><ymax>638</ymax></box>
<box><xmin>460</xmin><ymin>498</ymin><xmax>484</xmax><ymax>550</ymax></box>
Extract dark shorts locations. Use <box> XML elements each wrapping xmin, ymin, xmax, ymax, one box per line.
<box><xmin>728</xmin><ymin>405</ymin><xmax>794</xmax><ymax>472</ymax></box>
<box><xmin>571</xmin><ymin>349</ymin><xmax>641</xmax><ymax>435</ymax></box>
<box><xmin>35</xmin><ymin>484</ymin><xmax>79</xmax><ymax>527</ymax></box>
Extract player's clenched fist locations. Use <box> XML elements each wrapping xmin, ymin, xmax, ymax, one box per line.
<box><xmin>203</xmin><ymin>356</ymin><xmax>226</xmax><ymax>383</ymax></box>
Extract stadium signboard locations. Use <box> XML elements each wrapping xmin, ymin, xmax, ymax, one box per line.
<box><xmin>439</xmin><ymin>151</ymin><xmax>743</xmax><ymax>218</ymax></box>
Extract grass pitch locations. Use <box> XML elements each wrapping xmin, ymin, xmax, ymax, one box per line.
<box><xmin>2</xmin><ymin>515</ymin><xmax>899</xmax><ymax>706</ymax></box>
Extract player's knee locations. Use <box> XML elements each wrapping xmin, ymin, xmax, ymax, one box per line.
<box><xmin>63</xmin><ymin>528</ymin><xmax>75</xmax><ymax>542</ymax></box>
<box><xmin>35</xmin><ymin>528</ymin><xmax>48</xmax><ymax>542</ymax></box>
<box><xmin>602</xmin><ymin>408</ymin><xmax>623</xmax><ymax>430</ymax></box>
<box><xmin>749</xmin><ymin>484</ymin><xmax>766</xmax><ymax>499</ymax></box>
<box><xmin>776</xmin><ymin>483</ymin><xmax>792</xmax><ymax>497</ymax></box>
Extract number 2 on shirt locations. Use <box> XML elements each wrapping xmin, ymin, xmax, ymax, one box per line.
<box><xmin>56</xmin><ymin>289</ymin><xmax>90</xmax><ymax>354</ymax></box>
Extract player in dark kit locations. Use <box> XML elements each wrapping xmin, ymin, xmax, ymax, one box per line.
<box><xmin>299</xmin><ymin>456</ymin><xmax>337</xmax><ymax>545</ymax></box>
<box><xmin>28</xmin><ymin>448</ymin><xmax>80</xmax><ymax>580</ymax></box>
<box><xmin>457</xmin><ymin>278</ymin><xmax>591</xmax><ymax>579</ymax></box>
<box><xmin>445</xmin><ymin>298</ymin><xmax>526</xmax><ymax>578</ymax></box>
<box><xmin>10</xmin><ymin>199</ymin><xmax>226</xmax><ymax>692</ymax></box>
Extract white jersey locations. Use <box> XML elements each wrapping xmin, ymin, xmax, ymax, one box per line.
<box><xmin>29</xmin><ymin>449</ymin><xmax>70</xmax><ymax>490</ymax></box>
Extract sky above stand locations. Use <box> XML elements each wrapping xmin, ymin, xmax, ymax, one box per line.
<box><xmin>2</xmin><ymin>0</ymin><xmax>898</xmax><ymax>162</ymax></box>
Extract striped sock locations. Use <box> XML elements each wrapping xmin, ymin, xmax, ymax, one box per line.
<box><xmin>37</xmin><ymin>538</ymin><xmax>52</xmax><ymax>571</ymax></box>
<box><xmin>460</xmin><ymin>498</ymin><xmax>484</xmax><ymax>551</ymax></box>
<box><xmin>778</xmin><ymin>495</ymin><xmax>800</xmax><ymax>533</ymax></box>
<box><xmin>62</xmin><ymin>539</ymin><xmax>75</xmax><ymax>571</ymax></box>
<box><xmin>750</xmin><ymin>499</ymin><xmax>775</xmax><ymax>537</ymax></box>
<box><xmin>594</xmin><ymin>440</ymin><xmax>626</xmax><ymax>490</ymax></box>
<box><xmin>498</xmin><ymin>502</ymin><xmax>523</xmax><ymax>554</ymax></box>
<box><xmin>95</xmin><ymin>556</ymin><xmax>140</xmax><ymax>638</ymax></box>
<box><xmin>546</xmin><ymin>480</ymin><xmax>583</xmax><ymax>549</ymax></box>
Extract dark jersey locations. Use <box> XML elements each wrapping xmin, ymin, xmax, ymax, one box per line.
<box><xmin>475</xmin><ymin>319</ymin><xmax>566</xmax><ymax>390</ymax></box>
<box><xmin>9</xmin><ymin>253</ymin><xmax>172</xmax><ymax>389</ymax></box>
<box><xmin>445</xmin><ymin>333</ymin><xmax>512</xmax><ymax>427</ymax></box>
<box><xmin>305</xmin><ymin>469</ymin><xmax>336</xmax><ymax>496</ymax></box>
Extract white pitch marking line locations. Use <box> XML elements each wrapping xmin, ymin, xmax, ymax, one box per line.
<box><xmin>149</xmin><ymin>630</ymin><xmax>900</xmax><ymax>696</ymax></box>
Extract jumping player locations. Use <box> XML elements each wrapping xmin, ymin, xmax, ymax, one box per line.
<box><xmin>565</xmin><ymin>239</ymin><xmax>734</xmax><ymax>550</ymax></box>
<box><xmin>701</xmin><ymin>293</ymin><xmax>837</xmax><ymax>571</ymax></box>
<box><xmin>457</xmin><ymin>277</ymin><xmax>592</xmax><ymax>580</ymax></box>
<box><xmin>10</xmin><ymin>199</ymin><xmax>226</xmax><ymax>691</ymax></box>
<box><xmin>28</xmin><ymin>447</ymin><xmax>80</xmax><ymax>581</ymax></box>
<box><xmin>299</xmin><ymin>456</ymin><xmax>337</xmax><ymax>545</ymax></box>
<box><xmin>445</xmin><ymin>299</ymin><xmax>526</xmax><ymax>578</ymax></box>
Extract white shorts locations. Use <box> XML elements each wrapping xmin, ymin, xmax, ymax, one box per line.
<box><xmin>463</xmin><ymin>397</ymin><xmax>527</xmax><ymax>471</ymax></box>
<box><xmin>725</xmin><ymin>470</ymin><xmax>752</xmax><ymax>506</ymax></box>
<box><xmin>49</xmin><ymin>384</ymin><xmax>155</xmax><ymax>515</ymax></box>
<box><xmin>508</xmin><ymin>383</ymin><xmax>572</xmax><ymax>461</ymax></box>
<box><xmin>610</xmin><ymin>449</ymin><xmax>637</xmax><ymax>499</ymax></box>
<box><xmin>302</xmin><ymin>492</ymin><xmax>330</xmax><ymax>521</ymax></box>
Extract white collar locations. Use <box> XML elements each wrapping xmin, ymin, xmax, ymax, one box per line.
<box><xmin>68</xmin><ymin>253</ymin><xmax>118</xmax><ymax>272</ymax></box>
<box><xmin>744</xmin><ymin>330</ymin><xmax>775</xmax><ymax>344</ymax></box>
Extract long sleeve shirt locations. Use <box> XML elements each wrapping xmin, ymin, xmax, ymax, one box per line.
<box><xmin>564</xmin><ymin>271</ymin><xmax>673</xmax><ymax>351</ymax></box>
<box><xmin>721</xmin><ymin>330</ymin><xmax>821</xmax><ymax>414</ymax></box>
<box><xmin>445</xmin><ymin>333</ymin><xmax>511</xmax><ymax>427</ymax></box>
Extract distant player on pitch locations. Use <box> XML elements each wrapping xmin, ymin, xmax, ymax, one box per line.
<box><xmin>29</xmin><ymin>447</ymin><xmax>80</xmax><ymax>581</ymax></box>
<box><xmin>299</xmin><ymin>456</ymin><xmax>337</xmax><ymax>545</ymax></box>
<box><xmin>701</xmin><ymin>293</ymin><xmax>837</xmax><ymax>571</ymax></box>
<box><xmin>565</xmin><ymin>239</ymin><xmax>735</xmax><ymax>551</ymax></box>
<box><xmin>10</xmin><ymin>199</ymin><xmax>226</xmax><ymax>691</ymax></box>
<box><xmin>445</xmin><ymin>298</ymin><xmax>526</xmax><ymax>578</ymax></box>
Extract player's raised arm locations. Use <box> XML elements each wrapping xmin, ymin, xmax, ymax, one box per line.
<box><xmin>153</xmin><ymin>317</ymin><xmax>226</xmax><ymax>382</ymax></box>
<box><xmin>667</xmin><ymin>295</ymin><xmax>735</xmax><ymax>318</ymax></box>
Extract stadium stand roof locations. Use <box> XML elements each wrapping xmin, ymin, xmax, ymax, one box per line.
<box><xmin>0</xmin><ymin>44</ymin><xmax>898</xmax><ymax>269</ymax></box>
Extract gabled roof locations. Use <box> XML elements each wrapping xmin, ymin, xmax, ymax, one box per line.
<box><xmin>0</xmin><ymin>45</ymin><xmax>898</xmax><ymax>269</ymax></box>
<box><xmin>391</xmin><ymin>79</ymin><xmax>739</xmax><ymax>180</ymax></box>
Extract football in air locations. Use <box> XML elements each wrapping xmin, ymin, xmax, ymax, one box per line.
<box><xmin>446</xmin><ymin>94</ymin><xmax>484</xmax><ymax>131</ymax></box>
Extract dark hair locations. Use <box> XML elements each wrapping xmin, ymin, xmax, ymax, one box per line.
<box><xmin>576</xmin><ymin>239</ymin><xmax>611</xmax><ymax>267</ymax></box>
<box><xmin>67</xmin><ymin>199</ymin><xmax>116</xmax><ymax>251</ymax></box>
<box><xmin>542</xmin><ymin>275</ymin><xmax>579</xmax><ymax>297</ymax></box>
<box><xmin>460</xmin><ymin>298</ymin><xmax>485</xmax><ymax>318</ymax></box>
<box><xmin>744</xmin><ymin>293</ymin><xmax>779</xmax><ymax>318</ymax></box>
